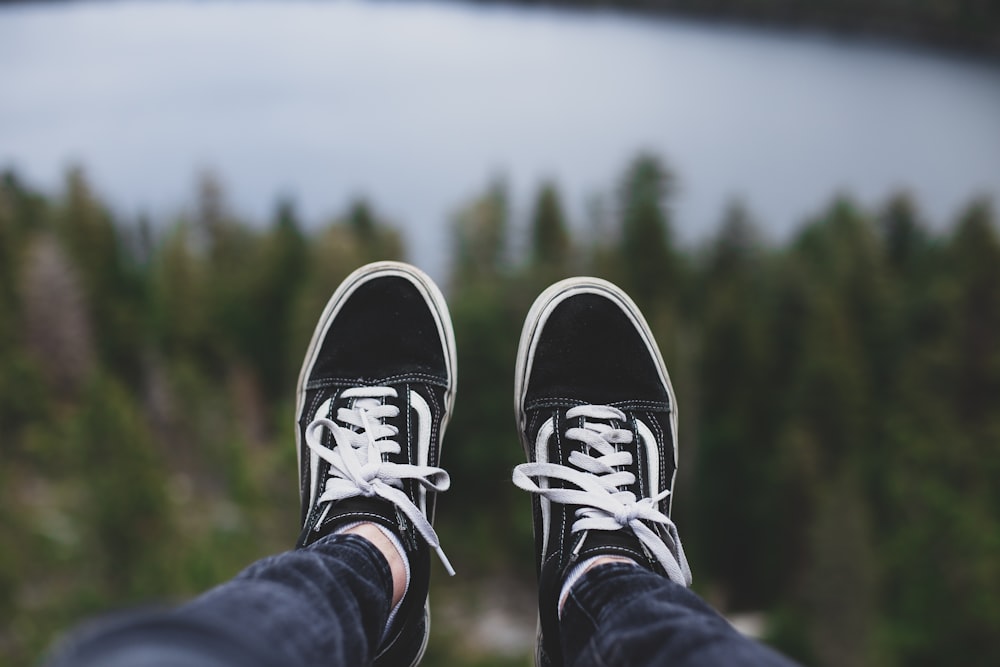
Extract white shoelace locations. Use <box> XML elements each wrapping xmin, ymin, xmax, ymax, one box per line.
<box><xmin>305</xmin><ymin>386</ymin><xmax>455</xmax><ymax>576</ymax></box>
<box><xmin>512</xmin><ymin>404</ymin><xmax>692</xmax><ymax>586</ymax></box>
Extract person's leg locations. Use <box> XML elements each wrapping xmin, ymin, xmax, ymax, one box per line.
<box><xmin>560</xmin><ymin>562</ymin><xmax>799</xmax><ymax>667</ymax></box>
<box><xmin>47</xmin><ymin>532</ymin><xmax>395</xmax><ymax>667</ymax></box>
<box><xmin>512</xmin><ymin>277</ymin><xmax>799</xmax><ymax>667</ymax></box>
<box><xmin>293</xmin><ymin>261</ymin><xmax>458</xmax><ymax>665</ymax></box>
<box><xmin>47</xmin><ymin>261</ymin><xmax>458</xmax><ymax>667</ymax></box>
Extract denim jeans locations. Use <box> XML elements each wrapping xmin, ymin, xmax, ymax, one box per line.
<box><xmin>561</xmin><ymin>562</ymin><xmax>800</xmax><ymax>667</ymax></box>
<box><xmin>46</xmin><ymin>534</ymin><xmax>392</xmax><ymax>667</ymax></box>
<box><xmin>48</xmin><ymin>537</ymin><xmax>797</xmax><ymax>667</ymax></box>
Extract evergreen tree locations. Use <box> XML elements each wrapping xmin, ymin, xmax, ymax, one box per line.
<box><xmin>452</xmin><ymin>179</ymin><xmax>509</xmax><ymax>283</ymax></box>
<box><xmin>18</xmin><ymin>235</ymin><xmax>94</xmax><ymax>399</ymax></box>
<box><xmin>800</xmin><ymin>472</ymin><xmax>878</xmax><ymax>667</ymax></box>
<box><xmin>347</xmin><ymin>199</ymin><xmax>405</xmax><ymax>263</ymax></box>
<box><xmin>439</xmin><ymin>181</ymin><xmax>533</xmax><ymax>569</ymax></box>
<box><xmin>880</xmin><ymin>193</ymin><xmax>929</xmax><ymax>274</ymax></box>
<box><xmin>530</xmin><ymin>182</ymin><xmax>571</xmax><ymax>274</ymax></box>
<box><xmin>693</xmin><ymin>202</ymin><xmax>782</xmax><ymax>607</ymax></box>
<box><xmin>150</xmin><ymin>222</ymin><xmax>211</xmax><ymax>361</ymax></box>
<box><xmin>55</xmin><ymin>169</ymin><xmax>147</xmax><ymax>385</ymax></box>
<box><xmin>618</xmin><ymin>154</ymin><xmax>677</xmax><ymax>312</ymax></box>
<box><xmin>948</xmin><ymin>199</ymin><xmax>1000</xmax><ymax>424</ymax></box>
<box><xmin>72</xmin><ymin>375</ymin><xmax>174</xmax><ymax>598</ymax></box>
<box><xmin>707</xmin><ymin>200</ymin><xmax>761</xmax><ymax>278</ymax></box>
<box><xmin>252</xmin><ymin>198</ymin><xmax>308</xmax><ymax>401</ymax></box>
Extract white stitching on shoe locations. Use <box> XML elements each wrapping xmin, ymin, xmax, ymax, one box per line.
<box><xmin>307</xmin><ymin>373</ymin><xmax>449</xmax><ymax>389</ymax></box>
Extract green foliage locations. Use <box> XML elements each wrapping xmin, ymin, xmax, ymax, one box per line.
<box><xmin>800</xmin><ymin>472</ymin><xmax>879</xmax><ymax>667</ymax></box>
<box><xmin>452</xmin><ymin>180</ymin><xmax>509</xmax><ymax>283</ymax></box>
<box><xmin>618</xmin><ymin>154</ymin><xmax>677</xmax><ymax>313</ymax></box>
<box><xmin>70</xmin><ymin>375</ymin><xmax>174</xmax><ymax>598</ymax></box>
<box><xmin>1</xmin><ymin>160</ymin><xmax>998</xmax><ymax>666</ymax></box>
<box><xmin>530</xmin><ymin>182</ymin><xmax>572</xmax><ymax>276</ymax></box>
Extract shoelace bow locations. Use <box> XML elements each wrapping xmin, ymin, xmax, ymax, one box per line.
<box><xmin>513</xmin><ymin>404</ymin><xmax>692</xmax><ymax>586</ymax></box>
<box><xmin>305</xmin><ymin>386</ymin><xmax>455</xmax><ymax>575</ymax></box>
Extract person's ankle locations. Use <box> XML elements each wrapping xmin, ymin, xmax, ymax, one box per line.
<box><xmin>342</xmin><ymin>522</ymin><xmax>408</xmax><ymax>607</ymax></box>
<box><xmin>558</xmin><ymin>555</ymin><xmax>637</xmax><ymax>616</ymax></box>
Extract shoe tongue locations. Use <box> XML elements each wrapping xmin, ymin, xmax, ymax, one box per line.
<box><xmin>338</xmin><ymin>394</ymin><xmax>407</xmax><ymax>466</ymax></box>
<box><xmin>570</xmin><ymin>416</ymin><xmax>637</xmax><ymax>494</ymax></box>
<box><xmin>339</xmin><ymin>395</ymin><xmax>387</xmax><ymax>435</ymax></box>
<box><xmin>351</xmin><ymin>396</ymin><xmax>383</xmax><ymax>412</ymax></box>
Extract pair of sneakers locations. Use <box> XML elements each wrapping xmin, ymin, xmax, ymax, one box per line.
<box><xmin>295</xmin><ymin>261</ymin><xmax>691</xmax><ymax>667</ymax></box>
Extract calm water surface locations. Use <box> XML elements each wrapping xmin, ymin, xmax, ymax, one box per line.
<box><xmin>2</xmin><ymin>0</ymin><xmax>999</xmax><ymax>278</ymax></box>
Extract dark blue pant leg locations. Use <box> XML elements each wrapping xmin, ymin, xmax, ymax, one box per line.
<box><xmin>560</xmin><ymin>563</ymin><xmax>800</xmax><ymax>667</ymax></box>
<box><xmin>46</xmin><ymin>534</ymin><xmax>392</xmax><ymax>667</ymax></box>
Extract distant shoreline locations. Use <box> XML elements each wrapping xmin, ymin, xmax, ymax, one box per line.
<box><xmin>2</xmin><ymin>0</ymin><xmax>999</xmax><ymax>57</ymax></box>
<box><xmin>462</xmin><ymin>0</ymin><xmax>1000</xmax><ymax>58</ymax></box>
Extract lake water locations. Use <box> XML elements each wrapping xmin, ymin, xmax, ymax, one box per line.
<box><xmin>2</xmin><ymin>0</ymin><xmax>999</xmax><ymax>279</ymax></box>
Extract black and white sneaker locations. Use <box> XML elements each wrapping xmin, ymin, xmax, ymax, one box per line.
<box><xmin>295</xmin><ymin>261</ymin><xmax>457</xmax><ymax>667</ymax></box>
<box><xmin>512</xmin><ymin>277</ymin><xmax>692</xmax><ymax>667</ymax></box>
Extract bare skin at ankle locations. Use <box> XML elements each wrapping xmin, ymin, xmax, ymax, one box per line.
<box><xmin>585</xmin><ymin>555</ymin><xmax>637</xmax><ymax>571</ymax></box>
<box><xmin>344</xmin><ymin>523</ymin><xmax>407</xmax><ymax>607</ymax></box>
<box><xmin>558</xmin><ymin>555</ymin><xmax>636</xmax><ymax>614</ymax></box>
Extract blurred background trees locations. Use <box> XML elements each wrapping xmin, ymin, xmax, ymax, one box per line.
<box><xmin>1</xmin><ymin>158</ymin><xmax>998</xmax><ymax>666</ymax></box>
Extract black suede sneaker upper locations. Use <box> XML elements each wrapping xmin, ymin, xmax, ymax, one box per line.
<box><xmin>512</xmin><ymin>278</ymin><xmax>691</xmax><ymax>667</ymax></box>
<box><xmin>295</xmin><ymin>262</ymin><xmax>457</xmax><ymax>667</ymax></box>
